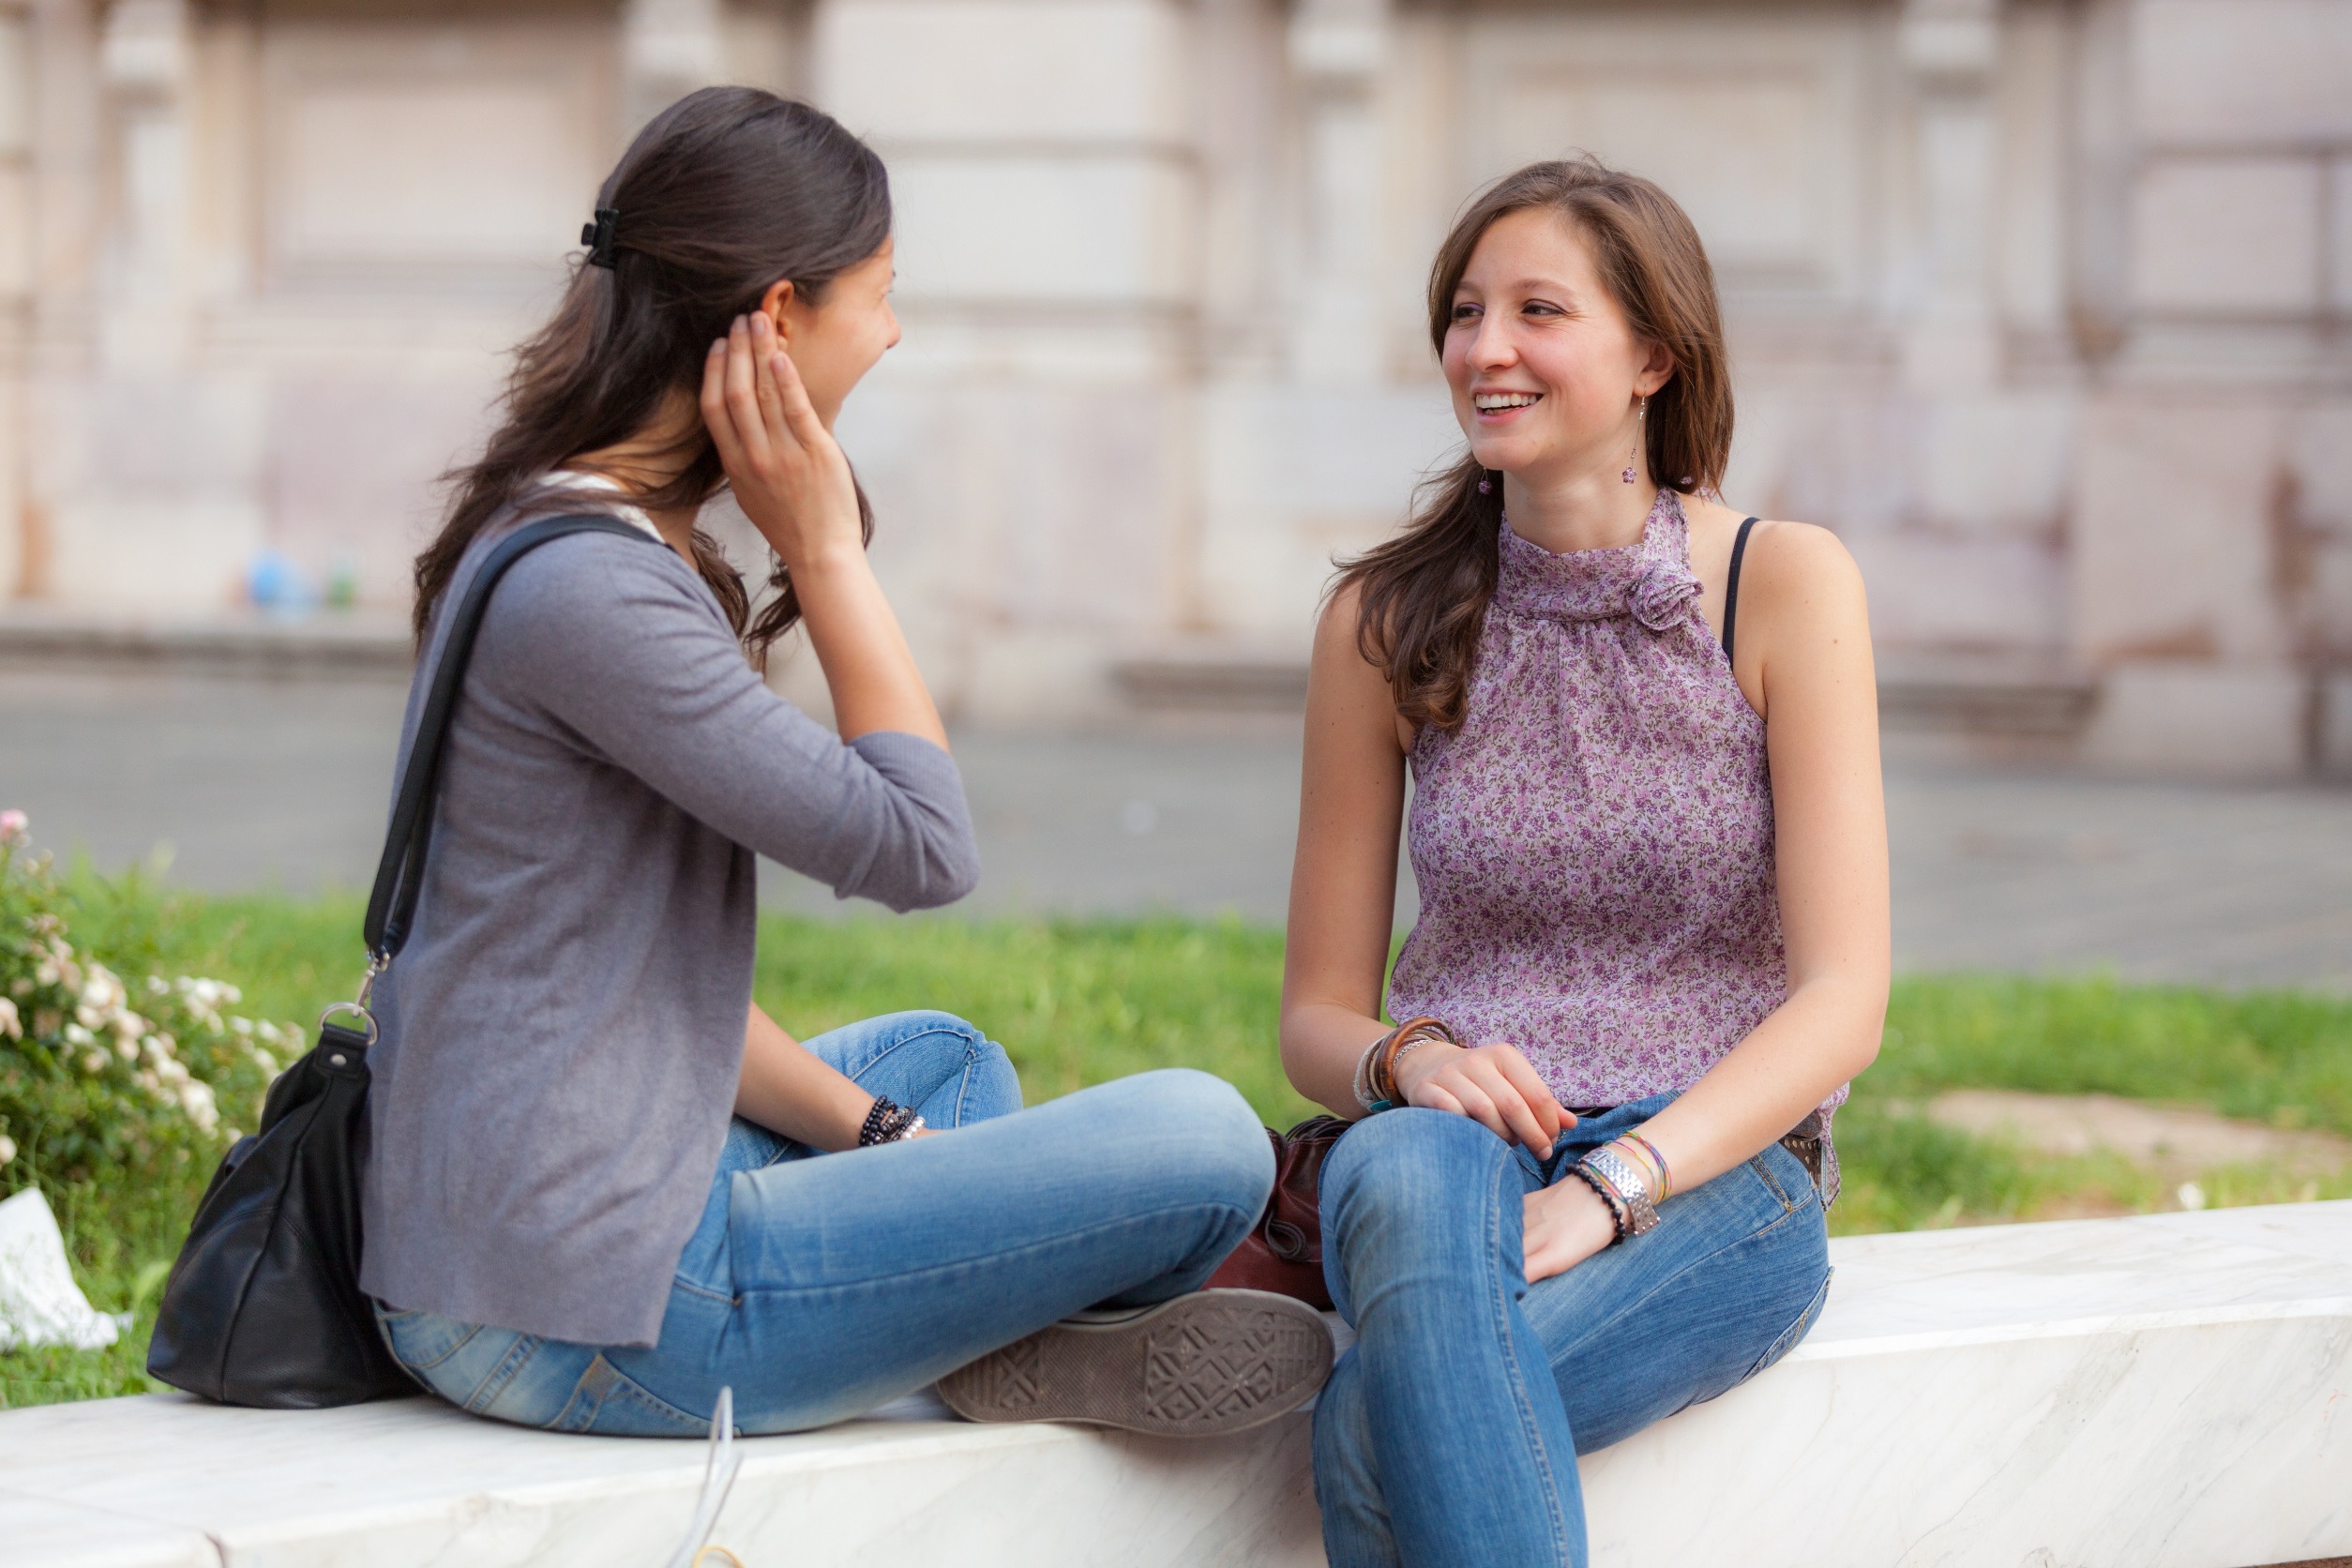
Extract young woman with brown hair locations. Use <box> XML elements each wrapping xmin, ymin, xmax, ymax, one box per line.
<box><xmin>362</xmin><ymin>86</ymin><xmax>1330</xmax><ymax>1439</ymax></box>
<box><xmin>1281</xmin><ymin>158</ymin><xmax>1889</xmax><ymax>1565</ymax></box>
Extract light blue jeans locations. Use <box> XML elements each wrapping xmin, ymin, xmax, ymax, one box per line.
<box><xmin>373</xmin><ymin>1010</ymin><xmax>1273</xmax><ymax>1435</ymax></box>
<box><xmin>1314</xmin><ymin>1096</ymin><xmax>1833</xmax><ymax>1568</ymax></box>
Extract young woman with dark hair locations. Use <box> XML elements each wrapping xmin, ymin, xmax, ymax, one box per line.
<box><xmin>1282</xmin><ymin>158</ymin><xmax>1889</xmax><ymax>1565</ymax></box>
<box><xmin>363</xmin><ymin>86</ymin><xmax>1330</xmax><ymax>1438</ymax></box>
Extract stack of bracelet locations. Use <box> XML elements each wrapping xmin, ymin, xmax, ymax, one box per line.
<box><xmin>1351</xmin><ymin>1017</ymin><xmax>1461</xmax><ymax>1112</ymax></box>
<box><xmin>1568</xmin><ymin>1132</ymin><xmax>1674</xmax><ymax>1243</ymax></box>
<box><xmin>858</xmin><ymin>1094</ymin><xmax>927</xmax><ymax>1146</ymax></box>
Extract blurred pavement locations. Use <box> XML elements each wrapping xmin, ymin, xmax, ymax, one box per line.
<box><xmin>2</xmin><ymin>670</ymin><xmax>2347</xmax><ymax>991</ymax></box>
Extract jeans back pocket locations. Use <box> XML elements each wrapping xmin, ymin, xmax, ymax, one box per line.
<box><xmin>1741</xmin><ymin>1265</ymin><xmax>1833</xmax><ymax>1385</ymax></box>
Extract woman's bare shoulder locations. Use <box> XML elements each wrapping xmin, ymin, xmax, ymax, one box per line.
<box><xmin>1310</xmin><ymin>578</ymin><xmax>1417</xmax><ymax>752</ymax></box>
<box><xmin>1312</xmin><ymin>579</ymin><xmax>1378</xmax><ymax>666</ymax></box>
<box><xmin>1739</xmin><ymin>518</ymin><xmax>1865</xmax><ymax>613</ymax></box>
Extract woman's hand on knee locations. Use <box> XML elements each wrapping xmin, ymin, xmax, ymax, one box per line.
<box><xmin>1394</xmin><ymin>1041</ymin><xmax>1567</xmax><ymax>1157</ymax></box>
<box><xmin>1522</xmin><ymin>1178</ymin><xmax>1616</xmax><ymax>1283</ymax></box>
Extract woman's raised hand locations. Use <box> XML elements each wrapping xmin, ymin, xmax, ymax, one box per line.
<box><xmin>701</xmin><ymin>313</ymin><xmax>862</xmax><ymax>573</ymax></box>
<box><xmin>1392</xmin><ymin>1040</ymin><xmax>1569</xmax><ymax>1158</ymax></box>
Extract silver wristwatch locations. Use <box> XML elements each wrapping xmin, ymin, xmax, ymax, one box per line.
<box><xmin>1579</xmin><ymin>1145</ymin><xmax>1660</xmax><ymax>1238</ymax></box>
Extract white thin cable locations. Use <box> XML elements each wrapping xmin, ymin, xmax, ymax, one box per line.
<box><xmin>665</xmin><ymin>1386</ymin><xmax>744</xmax><ymax>1568</ymax></box>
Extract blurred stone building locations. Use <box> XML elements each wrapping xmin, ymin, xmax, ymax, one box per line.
<box><xmin>2</xmin><ymin>0</ymin><xmax>2348</xmax><ymax>776</ymax></box>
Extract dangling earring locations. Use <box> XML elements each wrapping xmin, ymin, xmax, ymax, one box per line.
<box><xmin>1622</xmin><ymin>395</ymin><xmax>1647</xmax><ymax>484</ymax></box>
<box><xmin>1477</xmin><ymin>475</ymin><xmax>1492</xmax><ymax>494</ymax></box>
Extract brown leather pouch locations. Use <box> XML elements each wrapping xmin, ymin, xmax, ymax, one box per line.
<box><xmin>1203</xmin><ymin>1114</ymin><xmax>1353</xmax><ymax>1309</ymax></box>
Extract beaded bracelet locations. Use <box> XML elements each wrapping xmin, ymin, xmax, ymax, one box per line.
<box><xmin>1564</xmin><ymin>1160</ymin><xmax>1631</xmax><ymax>1239</ymax></box>
<box><xmin>858</xmin><ymin>1095</ymin><xmax>924</xmax><ymax>1147</ymax></box>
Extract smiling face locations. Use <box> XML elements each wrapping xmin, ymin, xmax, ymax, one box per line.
<box><xmin>1440</xmin><ymin>207</ymin><xmax>1671</xmax><ymax>488</ymax></box>
<box><xmin>773</xmin><ymin>237</ymin><xmax>900</xmax><ymax>428</ymax></box>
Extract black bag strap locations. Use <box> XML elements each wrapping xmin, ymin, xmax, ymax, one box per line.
<box><xmin>1721</xmin><ymin>515</ymin><xmax>1759</xmax><ymax>663</ymax></box>
<box><xmin>360</xmin><ymin>514</ymin><xmax>664</xmax><ymax>972</ymax></box>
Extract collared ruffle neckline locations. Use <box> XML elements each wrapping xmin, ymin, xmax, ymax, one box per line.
<box><xmin>1492</xmin><ymin>490</ymin><xmax>1702</xmax><ymax>633</ymax></box>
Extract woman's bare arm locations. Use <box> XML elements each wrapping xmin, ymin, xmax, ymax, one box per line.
<box><xmin>1629</xmin><ymin>519</ymin><xmax>1889</xmax><ymax>1191</ymax></box>
<box><xmin>1520</xmin><ymin>516</ymin><xmax>1889</xmax><ymax>1280</ymax></box>
<box><xmin>733</xmin><ymin>1003</ymin><xmax>897</xmax><ymax>1151</ymax></box>
<box><xmin>1279</xmin><ymin>586</ymin><xmax>1411</xmax><ymax>1113</ymax></box>
<box><xmin>1282</xmin><ymin>586</ymin><xmax>1567</xmax><ymax>1153</ymax></box>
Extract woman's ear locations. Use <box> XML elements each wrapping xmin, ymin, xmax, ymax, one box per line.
<box><xmin>1636</xmin><ymin>339</ymin><xmax>1675</xmax><ymax>398</ymax></box>
<box><xmin>757</xmin><ymin>279</ymin><xmax>796</xmax><ymax>344</ymax></box>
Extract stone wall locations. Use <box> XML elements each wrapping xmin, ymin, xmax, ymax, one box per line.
<box><xmin>1</xmin><ymin>0</ymin><xmax>2346</xmax><ymax>775</ymax></box>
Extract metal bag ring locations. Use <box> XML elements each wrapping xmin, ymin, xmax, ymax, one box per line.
<box><xmin>317</xmin><ymin>1000</ymin><xmax>380</xmax><ymax>1045</ymax></box>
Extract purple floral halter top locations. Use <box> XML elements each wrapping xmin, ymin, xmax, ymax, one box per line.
<box><xmin>1385</xmin><ymin>490</ymin><xmax>1844</xmax><ymax>1196</ymax></box>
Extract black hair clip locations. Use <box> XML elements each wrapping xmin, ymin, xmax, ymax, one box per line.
<box><xmin>581</xmin><ymin>207</ymin><xmax>621</xmax><ymax>269</ymax></box>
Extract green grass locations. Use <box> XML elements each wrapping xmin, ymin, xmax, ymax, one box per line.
<box><xmin>1832</xmin><ymin>973</ymin><xmax>2352</xmax><ymax>1232</ymax></box>
<box><xmin>8</xmin><ymin>884</ymin><xmax>2351</xmax><ymax>1410</ymax></box>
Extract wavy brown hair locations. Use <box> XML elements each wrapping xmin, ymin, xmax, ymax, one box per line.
<box><xmin>1334</xmin><ymin>158</ymin><xmax>1734</xmax><ymax>731</ymax></box>
<box><xmin>414</xmin><ymin>87</ymin><xmax>892</xmax><ymax>660</ymax></box>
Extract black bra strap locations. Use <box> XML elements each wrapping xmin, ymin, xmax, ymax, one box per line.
<box><xmin>1721</xmin><ymin>516</ymin><xmax>1759</xmax><ymax>662</ymax></box>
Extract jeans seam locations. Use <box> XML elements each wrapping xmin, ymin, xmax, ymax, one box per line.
<box><xmin>383</xmin><ymin>1317</ymin><xmax>479</xmax><ymax>1374</ymax></box>
<box><xmin>852</xmin><ymin>1022</ymin><xmax>981</xmax><ymax>1091</ymax></box>
<box><xmin>1485</xmin><ymin>1146</ymin><xmax>1574</xmax><ymax>1564</ymax></box>
<box><xmin>731</xmin><ymin>1194</ymin><xmax>1259</xmax><ymax>1300</ymax></box>
<box><xmin>554</xmin><ymin>1353</ymin><xmax>709</xmax><ymax>1436</ymax></box>
<box><xmin>1739</xmin><ymin>1267</ymin><xmax>1834</xmax><ymax>1386</ymax></box>
<box><xmin>1747</xmin><ymin>1150</ymin><xmax>1797</xmax><ymax>1213</ymax></box>
<box><xmin>464</xmin><ymin>1333</ymin><xmax>545</xmax><ymax>1416</ymax></box>
<box><xmin>950</xmin><ymin>1043</ymin><xmax>981</xmax><ymax>1124</ymax></box>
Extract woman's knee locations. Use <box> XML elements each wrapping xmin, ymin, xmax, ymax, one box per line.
<box><xmin>1321</xmin><ymin>1108</ymin><xmax>1507</xmax><ymax>1234</ymax></box>
<box><xmin>1094</xmin><ymin>1068</ymin><xmax>1274</xmax><ymax>1215</ymax></box>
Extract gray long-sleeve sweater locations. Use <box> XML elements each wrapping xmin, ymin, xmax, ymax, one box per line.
<box><xmin>359</xmin><ymin>510</ymin><xmax>977</xmax><ymax>1347</ymax></box>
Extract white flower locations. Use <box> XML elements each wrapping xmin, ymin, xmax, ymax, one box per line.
<box><xmin>81</xmin><ymin>1049</ymin><xmax>108</xmax><ymax>1074</ymax></box>
<box><xmin>0</xmin><ymin>997</ymin><xmax>18</xmax><ymax>1038</ymax></box>
<box><xmin>147</xmin><ymin>975</ymin><xmax>170</xmax><ymax>997</ymax></box>
<box><xmin>0</xmin><ymin>807</ymin><xmax>26</xmax><ymax>844</ymax></box>
<box><xmin>81</xmin><ymin>967</ymin><xmax>126</xmax><ymax>1013</ymax></box>
<box><xmin>114</xmin><ymin>1036</ymin><xmax>138</xmax><ymax>1061</ymax></box>
<box><xmin>178</xmin><ymin>1081</ymin><xmax>219</xmax><ymax>1133</ymax></box>
<box><xmin>0</xmin><ymin>1134</ymin><xmax>15</xmax><ymax>1165</ymax></box>
<box><xmin>64</xmin><ymin>1022</ymin><xmax>93</xmax><ymax>1047</ymax></box>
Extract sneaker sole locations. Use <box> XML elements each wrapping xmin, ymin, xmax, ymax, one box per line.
<box><xmin>937</xmin><ymin>1289</ymin><xmax>1334</xmax><ymax>1438</ymax></box>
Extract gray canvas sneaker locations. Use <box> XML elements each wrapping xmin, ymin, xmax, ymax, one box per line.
<box><xmin>936</xmin><ymin>1289</ymin><xmax>1334</xmax><ymax>1437</ymax></box>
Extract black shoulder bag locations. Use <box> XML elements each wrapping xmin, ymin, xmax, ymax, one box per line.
<box><xmin>147</xmin><ymin>515</ymin><xmax>660</xmax><ymax>1408</ymax></box>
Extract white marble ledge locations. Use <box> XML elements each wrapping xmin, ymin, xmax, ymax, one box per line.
<box><xmin>1794</xmin><ymin>1199</ymin><xmax>2352</xmax><ymax>1352</ymax></box>
<box><xmin>0</xmin><ymin>1201</ymin><xmax>2345</xmax><ymax>1568</ymax></box>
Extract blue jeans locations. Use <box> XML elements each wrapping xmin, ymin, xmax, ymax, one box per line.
<box><xmin>1313</xmin><ymin>1096</ymin><xmax>1832</xmax><ymax>1568</ymax></box>
<box><xmin>374</xmin><ymin>1010</ymin><xmax>1273</xmax><ymax>1436</ymax></box>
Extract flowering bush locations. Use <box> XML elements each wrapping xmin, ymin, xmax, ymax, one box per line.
<box><xmin>0</xmin><ymin>812</ymin><xmax>297</xmax><ymax>1185</ymax></box>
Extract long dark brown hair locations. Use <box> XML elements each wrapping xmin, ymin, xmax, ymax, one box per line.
<box><xmin>414</xmin><ymin>87</ymin><xmax>892</xmax><ymax>659</ymax></box>
<box><xmin>1335</xmin><ymin>158</ymin><xmax>1735</xmax><ymax>731</ymax></box>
